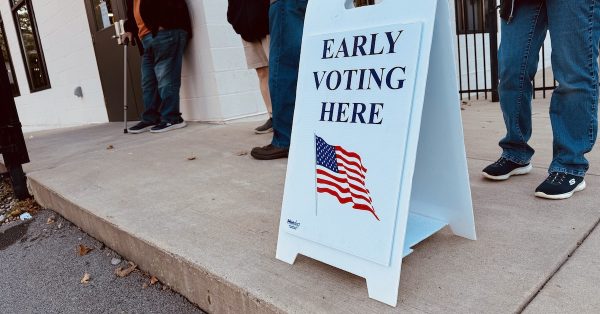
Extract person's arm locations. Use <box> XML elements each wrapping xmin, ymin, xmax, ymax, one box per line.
<box><xmin>122</xmin><ymin>0</ymin><xmax>138</xmax><ymax>43</ymax></box>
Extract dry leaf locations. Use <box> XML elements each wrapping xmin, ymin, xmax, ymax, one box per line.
<box><xmin>115</xmin><ymin>262</ymin><xmax>137</xmax><ymax>277</ymax></box>
<box><xmin>78</xmin><ymin>244</ymin><xmax>93</xmax><ymax>256</ymax></box>
<box><xmin>47</xmin><ymin>216</ymin><xmax>56</xmax><ymax>224</ymax></box>
<box><xmin>150</xmin><ymin>276</ymin><xmax>159</xmax><ymax>285</ymax></box>
<box><xmin>187</xmin><ymin>156</ymin><xmax>197</xmax><ymax>161</ymax></box>
<box><xmin>107</xmin><ymin>145</ymin><xmax>114</xmax><ymax>150</ymax></box>
<box><xmin>81</xmin><ymin>273</ymin><xmax>91</xmax><ymax>284</ymax></box>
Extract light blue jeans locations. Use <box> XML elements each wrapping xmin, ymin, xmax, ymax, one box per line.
<box><xmin>498</xmin><ymin>0</ymin><xmax>600</xmax><ymax>176</ymax></box>
<box><xmin>140</xmin><ymin>29</ymin><xmax>188</xmax><ymax>124</ymax></box>
<box><xmin>269</xmin><ymin>0</ymin><xmax>309</xmax><ymax>148</ymax></box>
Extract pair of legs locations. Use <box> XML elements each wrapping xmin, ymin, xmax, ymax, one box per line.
<box><xmin>251</xmin><ymin>0</ymin><xmax>309</xmax><ymax>159</ymax></box>
<box><xmin>129</xmin><ymin>29</ymin><xmax>188</xmax><ymax>133</ymax></box>
<box><xmin>485</xmin><ymin>0</ymin><xmax>600</xmax><ymax>199</ymax></box>
<box><xmin>243</xmin><ymin>36</ymin><xmax>273</xmax><ymax>133</ymax></box>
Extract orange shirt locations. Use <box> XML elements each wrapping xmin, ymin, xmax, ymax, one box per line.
<box><xmin>134</xmin><ymin>0</ymin><xmax>151</xmax><ymax>39</ymax></box>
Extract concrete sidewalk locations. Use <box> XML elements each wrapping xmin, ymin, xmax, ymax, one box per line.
<box><xmin>2</xmin><ymin>99</ymin><xmax>600</xmax><ymax>313</ymax></box>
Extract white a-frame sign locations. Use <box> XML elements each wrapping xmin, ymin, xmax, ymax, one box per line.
<box><xmin>276</xmin><ymin>0</ymin><xmax>477</xmax><ymax>307</ymax></box>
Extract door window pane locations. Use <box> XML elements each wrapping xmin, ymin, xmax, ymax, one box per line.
<box><xmin>0</xmin><ymin>17</ymin><xmax>19</xmax><ymax>96</ymax></box>
<box><xmin>13</xmin><ymin>0</ymin><xmax>50</xmax><ymax>92</ymax></box>
<box><xmin>92</xmin><ymin>0</ymin><xmax>115</xmax><ymax>31</ymax></box>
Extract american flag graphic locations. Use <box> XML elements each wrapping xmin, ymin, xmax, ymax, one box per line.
<box><xmin>315</xmin><ymin>135</ymin><xmax>379</xmax><ymax>221</ymax></box>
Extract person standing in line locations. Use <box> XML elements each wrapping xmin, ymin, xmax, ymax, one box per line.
<box><xmin>482</xmin><ymin>0</ymin><xmax>600</xmax><ymax>199</ymax></box>
<box><xmin>227</xmin><ymin>0</ymin><xmax>273</xmax><ymax>134</ymax></box>
<box><xmin>250</xmin><ymin>0</ymin><xmax>309</xmax><ymax>160</ymax></box>
<box><xmin>122</xmin><ymin>0</ymin><xmax>193</xmax><ymax>134</ymax></box>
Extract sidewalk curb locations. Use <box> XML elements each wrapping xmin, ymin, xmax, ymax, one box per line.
<box><xmin>26</xmin><ymin>175</ymin><xmax>281</xmax><ymax>314</ymax></box>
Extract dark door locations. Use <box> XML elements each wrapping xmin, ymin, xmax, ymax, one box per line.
<box><xmin>85</xmin><ymin>0</ymin><xmax>143</xmax><ymax>121</ymax></box>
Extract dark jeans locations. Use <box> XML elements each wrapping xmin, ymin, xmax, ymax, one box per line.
<box><xmin>269</xmin><ymin>0</ymin><xmax>309</xmax><ymax>148</ymax></box>
<box><xmin>498</xmin><ymin>0</ymin><xmax>600</xmax><ymax>176</ymax></box>
<box><xmin>140</xmin><ymin>29</ymin><xmax>188</xmax><ymax>124</ymax></box>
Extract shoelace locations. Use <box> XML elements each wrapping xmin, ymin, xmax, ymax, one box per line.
<box><xmin>494</xmin><ymin>158</ymin><xmax>507</xmax><ymax>166</ymax></box>
<box><xmin>546</xmin><ymin>172</ymin><xmax>566</xmax><ymax>184</ymax></box>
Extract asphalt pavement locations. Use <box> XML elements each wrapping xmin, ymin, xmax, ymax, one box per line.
<box><xmin>0</xmin><ymin>178</ymin><xmax>205</xmax><ymax>314</ymax></box>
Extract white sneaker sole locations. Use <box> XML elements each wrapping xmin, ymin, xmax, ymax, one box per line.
<box><xmin>127</xmin><ymin>125</ymin><xmax>154</xmax><ymax>134</ymax></box>
<box><xmin>482</xmin><ymin>164</ymin><xmax>533</xmax><ymax>181</ymax></box>
<box><xmin>150</xmin><ymin>122</ymin><xmax>187</xmax><ymax>133</ymax></box>
<box><xmin>535</xmin><ymin>181</ymin><xmax>587</xmax><ymax>200</ymax></box>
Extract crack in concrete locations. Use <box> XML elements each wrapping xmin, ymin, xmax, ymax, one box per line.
<box><xmin>517</xmin><ymin>216</ymin><xmax>600</xmax><ymax>313</ymax></box>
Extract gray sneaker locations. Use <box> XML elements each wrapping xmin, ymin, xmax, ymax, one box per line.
<box><xmin>254</xmin><ymin>118</ymin><xmax>273</xmax><ymax>134</ymax></box>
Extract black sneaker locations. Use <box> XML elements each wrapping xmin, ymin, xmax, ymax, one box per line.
<box><xmin>150</xmin><ymin>118</ymin><xmax>187</xmax><ymax>133</ymax></box>
<box><xmin>254</xmin><ymin>118</ymin><xmax>273</xmax><ymax>134</ymax></box>
<box><xmin>251</xmin><ymin>144</ymin><xmax>289</xmax><ymax>160</ymax></box>
<box><xmin>482</xmin><ymin>157</ymin><xmax>532</xmax><ymax>180</ymax></box>
<box><xmin>535</xmin><ymin>172</ymin><xmax>586</xmax><ymax>200</ymax></box>
<box><xmin>127</xmin><ymin>121</ymin><xmax>157</xmax><ymax>134</ymax></box>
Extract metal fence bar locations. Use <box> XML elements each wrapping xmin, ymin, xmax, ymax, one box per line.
<box><xmin>462</xmin><ymin>1</ymin><xmax>471</xmax><ymax>100</ymax></box>
<box><xmin>469</xmin><ymin>2</ymin><xmax>479</xmax><ymax>99</ymax></box>
<box><xmin>456</xmin><ymin>0</ymin><xmax>554</xmax><ymax>101</ymax></box>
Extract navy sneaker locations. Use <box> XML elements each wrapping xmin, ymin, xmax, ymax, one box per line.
<box><xmin>535</xmin><ymin>172</ymin><xmax>586</xmax><ymax>200</ymax></box>
<box><xmin>127</xmin><ymin>121</ymin><xmax>157</xmax><ymax>134</ymax></box>
<box><xmin>150</xmin><ymin>118</ymin><xmax>187</xmax><ymax>133</ymax></box>
<box><xmin>482</xmin><ymin>157</ymin><xmax>532</xmax><ymax>180</ymax></box>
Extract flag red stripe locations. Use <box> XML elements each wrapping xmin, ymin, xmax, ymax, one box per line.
<box><xmin>335</xmin><ymin>146</ymin><xmax>366</xmax><ymax>170</ymax></box>
<box><xmin>352</xmin><ymin>204</ymin><xmax>380</xmax><ymax>221</ymax></box>
<box><xmin>336</xmin><ymin>154</ymin><xmax>367</xmax><ymax>174</ymax></box>
<box><xmin>317</xmin><ymin>168</ymin><xmax>372</xmax><ymax>200</ymax></box>
<box><xmin>338</xmin><ymin>164</ymin><xmax>366</xmax><ymax>180</ymax></box>
<box><xmin>317</xmin><ymin>187</ymin><xmax>353</xmax><ymax>205</ymax></box>
<box><xmin>316</xmin><ymin>178</ymin><xmax>373</xmax><ymax>206</ymax></box>
<box><xmin>316</xmin><ymin>187</ymin><xmax>376</xmax><ymax>220</ymax></box>
<box><xmin>338</xmin><ymin>169</ymin><xmax>367</xmax><ymax>188</ymax></box>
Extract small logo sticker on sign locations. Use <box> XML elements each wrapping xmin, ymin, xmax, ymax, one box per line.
<box><xmin>287</xmin><ymin>219</ymin><xmax>301</xmax><ymax>230</ymax></box>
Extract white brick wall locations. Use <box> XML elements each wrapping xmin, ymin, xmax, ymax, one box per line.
<box><xmin>0</xmin><ymin>0</ymin><xmax>109</xmax><ymax>131</ymax></box>
<box><xmin>182</xmin><ymin>0</ymin><xmax>265</xmax><ymax>122</ymax></box>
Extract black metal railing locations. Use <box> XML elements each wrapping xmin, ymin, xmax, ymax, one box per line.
<box><xmin>455</xmin><ymin>0</ymin><xmax>556</xmax><ymax>101</ymax></box>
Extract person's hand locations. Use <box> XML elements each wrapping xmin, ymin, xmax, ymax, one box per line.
<box><xmin>120</xmin><ymin>32</ymin><xmax>133</xmax><ymax>45</ymax></box>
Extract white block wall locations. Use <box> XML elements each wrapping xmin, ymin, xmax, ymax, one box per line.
<box><xmin>181</xmin><ymin>0</ymin><xmax>265</xmax><ymax>122</ymax></box>
<box><xmin>0</xmin><ymin>0</ymin><xmax>109</xmax><ymax>131</ymax></box>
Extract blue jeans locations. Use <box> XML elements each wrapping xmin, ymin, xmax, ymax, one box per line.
<box><xmin>498</xmin><ymin>0</ymin><xmax>600</xmax><ymax>176</ymax></box>
<box><xmin>269</xmin><ymin>0</ymin><xmax>308</xmax><ymax>148</ymax></box>
<box><xmin>140</xmin><ymin>29</ymin><xmax>188</xmax><ymax>124</ymax></box>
